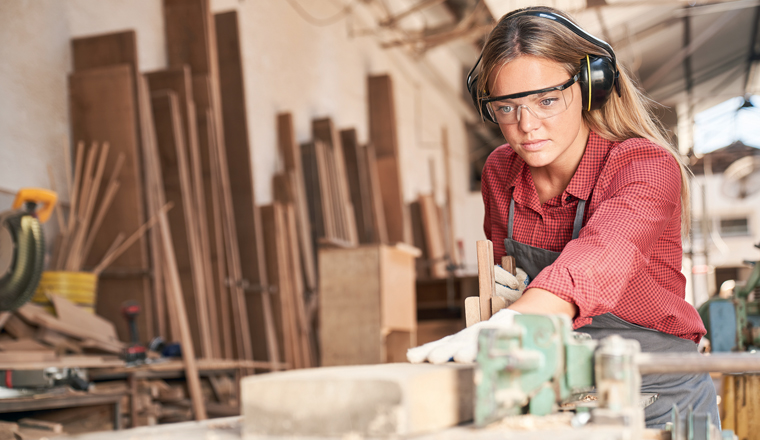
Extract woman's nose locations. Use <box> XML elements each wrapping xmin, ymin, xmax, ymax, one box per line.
<box><xmin>517</xmin><ymin>105</ymin><xmax>540</xmax><ymax>132</ymax></box>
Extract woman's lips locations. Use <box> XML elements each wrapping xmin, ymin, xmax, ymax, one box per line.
<box><xmin>521</xmin><ymin>140</ymin><xmax>548</xmax><ymax>152</ymax></box>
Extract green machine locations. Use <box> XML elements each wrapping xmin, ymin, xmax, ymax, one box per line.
<box><xmin>474</xmin><ymin>314</ymin><xmax>736</xmax><ymax>439</ymax></box>
<box><xmin>699</xmin><ymin>242</ymin><xmax>760</xmax><ymax>352</ymax></box>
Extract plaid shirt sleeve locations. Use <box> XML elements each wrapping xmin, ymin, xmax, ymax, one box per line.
<box><xmin>483</xmin><ymin>134</ymin><xmax>705</xmax><ymax>343</ymax></box>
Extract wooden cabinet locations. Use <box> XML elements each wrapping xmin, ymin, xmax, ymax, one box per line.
<box><xmin>319</xmin><ymin>244</ymin><xmax>417</xmax><ymax>366</ymax></box>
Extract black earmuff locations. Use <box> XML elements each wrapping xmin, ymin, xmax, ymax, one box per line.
<box><xmin>467</xmin><ymin>9</ymin><xmax>621</xmax><ymax>123</ymax></box>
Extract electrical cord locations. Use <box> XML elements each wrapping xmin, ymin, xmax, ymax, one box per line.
<box><xmin>284</xmin><ymin>0</ymin><xmax>357</xmax><ymax>26</ymax></box>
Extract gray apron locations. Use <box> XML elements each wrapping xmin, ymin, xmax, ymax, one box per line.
<box><xmin>503</xmin><ymin>196</ymin><xmax>720</xmax><ymax>429</ymax></box>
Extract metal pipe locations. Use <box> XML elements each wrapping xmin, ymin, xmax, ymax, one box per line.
<box><xmin>636</xmin><ymin>353</ymin><xmax>760</xmax><ymax>375</ymax></box>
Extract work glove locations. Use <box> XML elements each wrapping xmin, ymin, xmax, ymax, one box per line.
<box><xmin>494</xmin><ymin>265</ymin><xmax>529</xmax><ymax>305</ymax></box>
<box><xmin>406</xmin><ymin>309</ymin><xmax>521</xmax><ymax>364</ymax></box>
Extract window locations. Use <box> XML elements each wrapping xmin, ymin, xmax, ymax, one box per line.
<box><xmin>720</xmin><ymin>218</ymin><xmax>750</xmax><ymax>236</ymax></box>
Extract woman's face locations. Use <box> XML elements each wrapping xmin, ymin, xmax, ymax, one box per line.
<box><xmin>488</xmin><ymin>55</ymin><xmax>588</xmax><ymax>170</ymax></box>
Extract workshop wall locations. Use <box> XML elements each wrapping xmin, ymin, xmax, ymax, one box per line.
<box><xmin>0</xmin><ymin>0</ymin><xmax>487</xmax><ymax>272</ymax></box>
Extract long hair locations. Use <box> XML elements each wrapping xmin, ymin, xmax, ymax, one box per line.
<box><xmin>476</xmin><ymin>6</ymin><xmax>690</xmax><ymax>234</ymax></box>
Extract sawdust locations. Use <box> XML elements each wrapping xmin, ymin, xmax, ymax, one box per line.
<box><xmin>485</xmin><ymin>413</ymin><xmax>575</xmax><ymax>431</ymax></box>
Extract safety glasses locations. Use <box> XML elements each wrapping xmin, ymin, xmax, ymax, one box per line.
<box><xmin>481</xmin><ymin>74</ymin><xmax>578</xmax><ymax>125</ymax></box>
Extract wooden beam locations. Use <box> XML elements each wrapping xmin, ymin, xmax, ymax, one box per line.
<box><xmin>476</xmin><ymin>240</ymin><xmax>495</xmax><ymax>322</ymax></box>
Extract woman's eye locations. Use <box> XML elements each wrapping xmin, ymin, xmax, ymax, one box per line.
<box><xmin>496</xmin><ymin>105</ymin><xmax>513</xmax><ymax>113</ymax></box>
<box><xmin>539</xmin><ymin>98</ymin><xmax>558</xmax><ymax>107</ymax></box>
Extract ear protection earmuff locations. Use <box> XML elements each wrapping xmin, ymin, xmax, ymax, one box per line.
<box><xmin>467</xmin><ymin>9</ymin><xmax>621</xmax><ymax>123</ymax></box>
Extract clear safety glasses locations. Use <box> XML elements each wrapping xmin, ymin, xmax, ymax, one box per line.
<box><xmin>482</xmin><ymin>75</ymin><xmax>578</xmax><ymax>125</ymax></box>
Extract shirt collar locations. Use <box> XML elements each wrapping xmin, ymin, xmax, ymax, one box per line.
<box><xmin>564</xmin><ymin>131</ymin><xmax>611</xmax><ymax>202</ymax></box>
<box><xmin>507</xmin><ymin>131</ymin><xmax>613</xmax><ymax>207</ymax></box>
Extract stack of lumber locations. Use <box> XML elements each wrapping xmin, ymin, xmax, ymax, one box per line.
<box><xmin>0</xmin><ymin>299</ymin><xmax>125</xmax><ymax>368</ymax></box>
<box><xmin>0</xmin><ymin>419</ymin><xmax>67</xmax><ymax>440</ymax></box>
<box><xmin>91</xmin><ymin>374</ymin><xmax>238</xmax><ymax>427</ymax></box>
<box><xmin>63</xmin><ymin>1</ymin><xmax>282</xmax><ymax>377</ymax></box>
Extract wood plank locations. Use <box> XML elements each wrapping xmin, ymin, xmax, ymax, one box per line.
<box><xmin>0</xmin><ymin>338</ymin><xmax>50</xmax><ymax>352</ymax></box>
<box><xmin>364</xmin><ymin>143</ymin><xmax>388</xmax><ymax>244</ymax></box>
<box><xmin>50</xmin><ymin>294</ymin><xmax>119</xmax><ymax>341</ymax></box>
<box><xmin>313</xmin><ymin>118</ymin><xmax>358</xmax><ymax>245</ymax></box>
<box><xmin>418</xmin><ymin>194</ymin><xmax>448</xmax><ymax>278</ymax></box>
<box><xmin>277</xmin><ymin>114</ymin><xmax>317</xmax><ymax>292</ymax></box>
<box><xmin>340</xmin><ymin>129</ymin><xmax>373</xmax><ymax>244</ymax></box>
<box><xmin>203</xmin><ymin>107</ymin><xmax>263</xmax><ymax>367</ymax></box>
<box><xmin>477</xmin><ymin>240</ymin><xmax>495</xmax><ymax>322</ymax></box>
<box><xmin>319</xmin><ymin>246</ymin><xmax>383</xmax><ymax>366</ymax></box>
<box><xmin>441</xmin><ymin>127</ymin><xmax>459</xmax><ymax>267</ymax></box>
<box><xmin>367</xmin><ymin>74</ymin><xmax>407</xmax><ymax>244</ymax></box>
<box><xmin>285</xmin><ymin>204</ymin><xmax>315</xmax><ymax>368</ymax></box>
<box><xmin>156</xmin><ymin>208</ymin><xmax>207</xmax><ymax>420</ymax></box>
<box><xmin>4</xmin><ymin>314</ymin><xmax>36</xmax><ymax>339</ymax></box>
<box><xmin>375</xmin><ymin>155</ymin><xmax>407</xmax><ymax>245</ymax></box>
<box><xmin>260</xmin><ymin>205</ymin><xmax>297</xmax><ymax>369</ymax></box>
<box><xmin>15</xmin><ymin>304</ymin><xmax>124</xmax><ymax>352</ymax></box>
<box><xmin>215</xmin><ymin>10</ymin><xmax>270</xmax><ymax>364</ymax></box>
<box><xmin>151</xmin><ymin>91</ymin><xmax>213</xmax><ymax>358</ymax></box>
<box><xmin>69</xmin><ymin>64</ymin><xmax>151</xmax><ymax>343</ymax></box>
<box><xmin>0</xmin><ymin>351</ymin><xmax>57</xmax><ymax>363</ymax></box>
<box><xmin>241</xmin><ymin>363</ymin><xmax>474</xmax><ymax>437</ymax></box>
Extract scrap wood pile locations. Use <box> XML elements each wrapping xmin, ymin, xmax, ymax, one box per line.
<box><xmin>90</xmin><ymin>373</ymin><xmax>238</xmax><ymax>427</ymax></box>
<box><xmin>0</xmin><ymin>297</ymin><xmax>124</xmax><ymax>368</ymax></box>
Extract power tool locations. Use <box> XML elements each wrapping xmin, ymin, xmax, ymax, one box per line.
<box><xmin>0</xmin><ymin>188</ymin><xmax>57</xmax><ymax>311</ymax></box>
<box><xmin>121</xmin><ymin>301</ymin><xmax>147</xmax><ymax>364</ymax></box>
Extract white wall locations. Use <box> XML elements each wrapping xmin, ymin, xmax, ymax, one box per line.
<box><xmin>0</xmin><ymin>0</ymin><xmax>487</xmax><ymax>272</ymax></box>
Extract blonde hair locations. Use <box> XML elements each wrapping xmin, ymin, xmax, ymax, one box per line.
<box><xmin>477</xmin><ymin>6</ymin><xmax>690</xmax><ymax>233</ymax></box>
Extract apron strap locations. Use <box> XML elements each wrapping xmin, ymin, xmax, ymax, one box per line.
<box><xmin>572</xmin><ymin>199</ymin><xmax>586</xmax><ymax>240</ymax></box>
<box><xmin>508</xmin><ymin>197</ymin><xmax>515</xmax><ymax>240</ymax></box>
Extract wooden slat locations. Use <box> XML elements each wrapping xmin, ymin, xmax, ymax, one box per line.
<box><xmin>50</xmin><ymin>294</ymin><xmax>119</xmax><ymax>342</ymax></box>
<box><xmin>285</xmin><ymin>204</ymin><xmax>315</xmax><ymax>367</ymax></box>
<box><xmin>364</xmin><ymin>144</ymin><xmax>388</xmax><ymax>244</ymax></box>
<box><xmin>277</xmin><ymin>114</ymin><xmax>317</xmax><ymax>292</ymax></box>
<box><xmin>441</xmin><ymin>127</ymin><xmax>459</xmax><ymax>267</ymax></box>
<box><xmin>340</xmin><ymin>129</ymin><xmax>374</xmax><ymax>244</ymax></box>
<box><xmin>151</xmin><ymin>91</ymin><xmax>215</xmax><ymax>357</ymax></box>
<box><xmin>368</xmin><ymin>74</ymin><xmax>407</xmax><ymax>244</ymax></box>
<box><xmin>313</xmin><ymin>118</ymin><xmax>358</xmax><ymax>245</ymax></box>
<box><xmin>418</xmin><ymin>195</ymin><xmax>447</xmax><ymax>278</ymax></box>
<box><xmin>68</xmin><ymin>64</ymin><xmax>151</xmax><ymax>342</ymax></box>
<box><xmin>215</xmin><ymin>10</ymin><xmax>272</xmax><ymax>364</ymax></box>
<box><xmin>476</xmin><ymin>240</ymin><xmax>495</xmax><ymax>322</ymax></box>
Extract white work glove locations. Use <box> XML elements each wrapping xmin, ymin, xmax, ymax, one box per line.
<box><xmin>494</xmin><ymin>265</ymin><xmax>529</xmax><ymax>305</ymax></box>
<box><xmin>407</xmin><ymin>309</ymin><xmax>521</xmax><ymax>364</ymax></box>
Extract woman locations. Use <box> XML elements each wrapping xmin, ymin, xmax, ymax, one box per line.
<box><xmin>408</xmin><ymin>6</ymin><xmax>719</xmax><ymax>429</ymax></box>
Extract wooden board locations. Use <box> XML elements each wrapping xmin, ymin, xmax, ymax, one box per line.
<box><xmin>476</xmin><ymin>240</ymin><xmax>495</xmax><ymax>322</ymax></box>
<box><xmin>367</xmin><ymin>75</ymin><xmax>407</xmax><ymax>244</ymax></box>
<box><xmin>418</xmin><ymin>194</ymin><xmax>448</xmax><ymax>278</ymax></box>
<box><xmin>277</xmin><ymin>114</ymin><xmax>317</xmax><ymax>292</ymax></box>
<box><xmin>50</xmin><ymin>294</ymin><xmax>119</xmax><ymax>342</ymax></box>
<box><xmin>68</xmin><ymin>65</ymin><xmax>151</xmax><ymax>342</ymax></box>
<box><xmin>340</xmin><ymin>129</ymin><xmax>374</xmax><ymax>244</ymax></box>
<box><xmin>375</xmin><ymin>155</ymin><xmax>408</xmax><ymax>245</ymax></box>
<box><xmin>215</xmin><ymin>11</ymin><xmax>270</xmax><ymax>363</ymax></box>
<box><xmin>364</xmin><ymin>144</ymin><xmax>388</xmax><ymax>244</ymax></box>
<box><xmin>313</xmin><ymin>118</ymin><xmax>358</xmax><ymax>245</ymax></box>
<box><xmin>150</xmin><ymin>91</ymin><xmax>213</xmax><ymax>358</ymax></box>
<box><xmin>15</xmin><ymin>304</ymin><xmax>124</xmax><ymax>353</ymax></box>
<box><xmin>319</xmin><ymin>246</ymin><xmax>383</xmax><ymax>366</ymax></box>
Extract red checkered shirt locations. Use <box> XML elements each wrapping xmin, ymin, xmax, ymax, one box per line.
<box><xmin>482</xmin><ymin>131</ymin><xmax>705</xmax><ymax>343</ymax></box>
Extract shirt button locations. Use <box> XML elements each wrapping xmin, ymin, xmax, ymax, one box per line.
<box><xmin>565</xmin><ymin>196</ymin><xmax>573</xmax><ymax>202</ymax></box>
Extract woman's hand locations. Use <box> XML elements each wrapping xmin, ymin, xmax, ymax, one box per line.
<box><xmin>508</xmin><ymin>287</ymin><xmax>578</xmax><ymax>318</ymax></box>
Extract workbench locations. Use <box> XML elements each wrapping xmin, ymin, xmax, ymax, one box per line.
<box><xmin>52</xmin><ymin>415</ymin><xmax>671</xmax><ymax>440</ymax></box>
<box><xmin>0</xmin><ymin>389</ymin><xmax>124</xmax><ymax>430</ymax></box>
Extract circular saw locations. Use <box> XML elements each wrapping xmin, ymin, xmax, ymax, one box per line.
<box><xmin>0</xmin><ymin>188</ymin><xmax>57</xmax><ymax>311</ymax></box>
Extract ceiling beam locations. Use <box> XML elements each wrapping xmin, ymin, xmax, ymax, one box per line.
<box><xmin>643</xmin><ymin>8</ymin><xmax>741</xmax><ymax>90</ymax></box>
<box><xmin>745</xmin><ymin>5</ymin><xmax>760</xmax><ymax>91</ymax></box>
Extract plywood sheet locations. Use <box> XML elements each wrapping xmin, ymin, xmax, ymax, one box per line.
<box><xmin>319</xmin><ymin>246</ymin><xmax>382</xmax><ymax>366</ymax></box>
